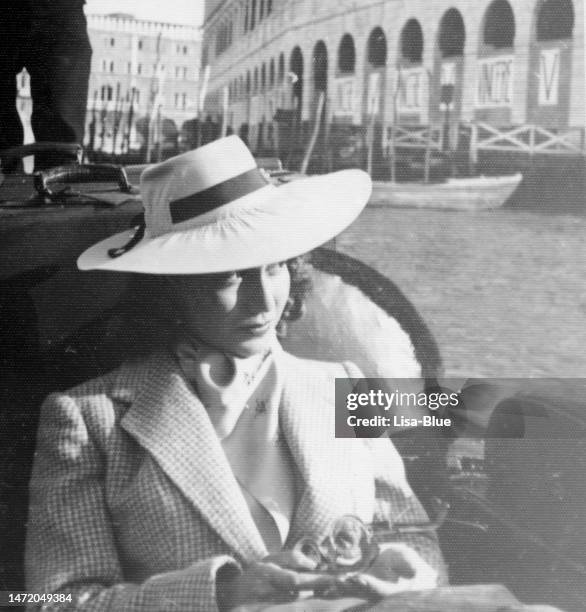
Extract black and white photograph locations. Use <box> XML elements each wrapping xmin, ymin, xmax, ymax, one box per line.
<box><xmin>0</xmin><ymin>0</ymin><xmax>585</xmax><ymax>610</ymax></box>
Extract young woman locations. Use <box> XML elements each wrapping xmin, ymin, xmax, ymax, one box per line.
<box><xmin>26</xmin><ymin>136</ymin><xmax>445</xmax><ymax>611</ymax></box>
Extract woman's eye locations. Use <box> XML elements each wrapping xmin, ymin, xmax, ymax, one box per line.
<box><xmin>220</xmin><ymin>271</ymin><xmax>241</xmax><ymax>284</ymax></box>
<box><xmin>266</xmin><ymin>261</ymin><xmax>287</xmax><ymax>275</ymax></box>
<box><xmin>202</xmin><ymin>271</ymin><xmax>241</xmax><ymax>286</ymax></box>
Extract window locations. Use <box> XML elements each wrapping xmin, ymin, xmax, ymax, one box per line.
<box><xmin>183</xmin><ymin>67</ymin><xmax>188</xmax><ymax>79</ymax></box>
<box><xmin>261</xmin><ymin>63</ymin><xmax>266</xmax><ymax>90</ymax></box>
<box><xmin>138</xmin><ymin>39</ymin><xmax>143</xmax><ymax>50</ymax></box>
<box><xmin>367</xmin><ymin>27</ymin><xmax>387</xmax><ymax>66</ymax></box>
<box><xmin>175</xmin><ymin>93</ymin><xmax>179</xmax><ymax>108</ymax></box>
<box><xmin>259</xmin><ymin>0</ymin><xmax>265</xmax><ymax>20</ymax></box>
<box><xmin>537</xmin><ymin>0</ymin><xmax>574</xmax><ymax>41</ymax></box>
<box><xmin>244</xmin><ymin>0</ymin><xmax>249</xmax><ymax>32</ymax></box>
<box><xmin>278</xmin><ymin>53</ymin><xmax>285</xmax><ymax>83</ymax></box>
<box><xmin>128</xmin><ymin>62</ymin><xmax>132</xmax><ymax>74</ymax></box>
<box><xmin>137</xmin><ymin>63</ymin><xmax>142</xmax><ymax>75</ymax></box>
<box><xmin>289</xmin><ymin>46</ymin><xmax>303</xmax><ymax>100</ymax></box>
<box><xmin>253</xmin><ymin>67</ymin><xmax>259</xmax><ymax>93</ymax></box>
<box><xmin>438</xmin><ymin>9</ymin><xmax>466</xmax><ymax>58</ymax></box>
<box><xmin>183</xmin><ymin>46</ymin><xmax>188</xmax><ymax>55</ymax></box>
<box><xmin>401</xmin><ymin>19</ymin><xmax>424</xmax><ymax>62</ymax></box>
<box><xmin>101</xmin><ymin>59</ymin><xmax>107</xmax><ymax>72</ymax></box>
<box><xmin>267</xmin><ymin>0</ymin><xmax>272</xmax><ymax>14</ymax></box>
<box><xmin>110</xmin><ymin>37</ymin><xmax>115</xmax><ymax>47</ymax></box>
<box><xmin>338</xmin><ymin>34</ymin><xmax>356</xmax><ymax>73</ymax></box>
<box><xmin>216</xmin><ymin>23</ymin><xmax>232</xmax><ymax>55</ymax></box>
<box><xmin>269</xmin><ymin>58</ymin><xmax>275</xmax><ymax>87</ymax></box>
<box><xmin>250</xmin><ymin>0</ymin><xmax>256</xmax><ymax>30</ymax></box>
<box><xmin>483</xmin><ymin>0</ymin><xmax>515</xmax><ymax>48</ymax></box>
<box><xmin>313</xmin><ymin>41</ymin><xmax>328</xmax><ymax>91</ymax></box>
<box><xmin>182</xmin><ymin>93</ymin><xmax>187</xmax><ymax>109</ymax></box>
<box><xmin>110</xmin><ymin>60</ymin><xmax>115</xmax><ymax>73</ymax></box>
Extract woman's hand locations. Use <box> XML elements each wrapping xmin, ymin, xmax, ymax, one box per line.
<box><xmin>217</xmin><ymin>556</ymin><xmax>337</xmax><ymax>611</ymax></box>
<box><xmin>337</xmin><ymin>543</ymin><xmax>439</xmax><ymax>599</ymax></box>
<box><xmin>263</xmin><ymin>547</ymin><xmax>320</xmax><ymax>572</ymax></box>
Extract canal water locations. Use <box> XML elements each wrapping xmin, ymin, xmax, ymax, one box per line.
<box><xmin>337</xmin><ymin>205</ymin><xmax>586</xmax><ymax>378</ymax></box>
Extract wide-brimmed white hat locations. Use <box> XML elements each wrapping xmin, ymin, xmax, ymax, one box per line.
<box><xmin>78</xmin><ymin>135</ymin><xmax>371</xmax><ymax>274</ymax></box>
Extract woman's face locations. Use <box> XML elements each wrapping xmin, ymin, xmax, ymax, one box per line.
<box><xmin>169</xmin><ymin>262</ymin><xmax>291</xmax><ymax>357</ymax></box>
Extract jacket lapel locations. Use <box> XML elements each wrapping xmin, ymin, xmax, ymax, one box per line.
<box><xmin>120</xmin><ymin>352</ymin><xmax>267</xmax><ymax>561</ymax></box>
<box><xmin>279</xmin><ymin>353</ymin><xmax>375</xmax><ymax>547</ymax></box>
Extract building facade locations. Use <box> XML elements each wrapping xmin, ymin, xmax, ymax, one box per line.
<box><xmin>86</xmin><ymin>13</ymin><xmax>200</xmax><ymax>157</ymax></box>
<box><xmin>201</xmin><ymin>0</ymin><xmax>584</xmax><ymax>171</ymax></box>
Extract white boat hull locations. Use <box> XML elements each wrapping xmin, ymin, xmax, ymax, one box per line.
<box><xmin>371</xmin><ymin>174</ymin><xmax>523</xmax><ymax>211</ymax></box>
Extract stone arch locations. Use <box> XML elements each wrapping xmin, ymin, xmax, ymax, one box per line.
<box><xmin>438</xmin><ymin>8</ymin><xmax>466</xmax><ymax>58</ymax></box>
<box><xmin>338</xmin><ymin>33</ymin><xmax>356</xmax><ymax>74</ymax></box>
<box><xmin>278</xmin><ymin>53</ymin><xmax>285</xmax><ymax>83</ymax></box>
<box><xmin>536</xmin><ymin>0</ymin><xmax>574</xmax><ymax>41</ymax></box>
<box><xmin>527</xmin><ymin>0</ymin><xmax>575</xmax><ymax>126</ymax></box>
<box><xmin>367</xmin><ymin>27</ymin><xmax>387</xmax><ymax>66</ymax></box>
<box><xmin>483</xmin><ymin>0</ymin><xmax>515</xmax><ymax>49</ymax></box>
<box><xmin>313</xmin><ymin>40</ymin><xmax>328</xmax><ymax>91</ymax></box>
<box><xmin>289</xmin><ymin>46</ymin><xmax>304</xmax><ymax>108</ymax></box>
<box><xmin>400</xmin><ymin>19</ymin><xmax>424</xmax><ymax>64</ymax></box>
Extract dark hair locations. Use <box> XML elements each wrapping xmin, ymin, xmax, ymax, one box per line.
<box><xmin>111</xmin><ymin>254</ymin><xmax>312</xmax><ymax>360</ymax></box>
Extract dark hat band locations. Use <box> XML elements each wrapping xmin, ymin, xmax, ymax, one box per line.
<box><xmin>169</xmin><ymin>167</ymin><xmax>270</xmax><ymax>225</ymax></box>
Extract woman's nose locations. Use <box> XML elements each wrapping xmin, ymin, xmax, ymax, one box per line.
<box><xmin>243</xmin><ymin>269</ymin><xmax>274</xmax><ymax>312</ymax></box>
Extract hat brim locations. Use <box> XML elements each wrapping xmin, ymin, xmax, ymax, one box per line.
<box><xmin>78</xmin><ymin>169</ymin><xmax>371</xmax><ymax>274</ymax></box>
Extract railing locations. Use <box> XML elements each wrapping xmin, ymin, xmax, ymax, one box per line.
<box><xmin>470</xmin><ymin>122</ymin><xmax>586</xmax><ymax>157</ymax></box>
<box><xmin>383</xmin><ymin>122</ymin><xmax>586</xmax><ymax>176</ymax></box>
<box><xmin>384</xmin><ymin>124</ymin><xmax>444</xmax><ymax>152</ymax></box>
<box><xmin>384</xmin><ymin>121</ymin><xmax>586</xmax><ymax>157</ymax></box>
<box><xmin>384</xmin><ymin>124</ymin><xmax>446</xmax><ymax>182</ymax></box>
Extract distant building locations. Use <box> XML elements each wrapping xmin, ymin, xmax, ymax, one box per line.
<box><xmin>201</xmin><ymin>0</ymin><xmax>585</xmax><ymax>175</ymax></box>
<box><xmin>86</xmin><ymin>13</ymin><xmax>200</xmax><ymax>157</ymax></box>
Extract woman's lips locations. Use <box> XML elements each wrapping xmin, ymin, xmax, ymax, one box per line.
<box><xmin>239</xmin><ymin>320</ymin><xmax>273</xmax><ymax>336</ymax></box>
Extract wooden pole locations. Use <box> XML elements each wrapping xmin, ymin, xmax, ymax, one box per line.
<box><xmin>88</xmin><ymin>90</ymin><xmax>98</xmax><ymax>154</ymax></box>
<box><xmin>300</xmin><ymin>91</ymin><xmax>325</xmax><ymax>174</ymax></box>
<box><xmin>366</xmin><ymin>111</ymin><xmax>376</xmax><ymax>177</ymax></box>
<box><xmin>469</xmin><ymin>121</ymin><xmax>478</xmax><ymax>177</ymax></box>
<box><xmin>390</xmin><ymin>122</ymin><xmax>397</xmax><ymax>183</ymax></box>
<box><xmin>146</xmin><ymin>32</ymin><xmax>163</xmax><ymax>163</ymax></box>
<box><xmin>125</xmin><ymin>87</ymin><xmax>135</xmax><ymax>155</ymax></box>
<box><xmin>111</xmin><ymin>83</ymin><xmax>122</xmax><ymax>157</ymax></box>
<box><xmin>424</xmin><ymin>125</ymin><xmax>432</xmax><ymax>184</ymax></box>
<box><xmin>155</xmin><ymin>105</ymin><xmax>162</xmax><ymax>162</ymax></box>
<box><xmin>99</xmin><ymin>101</ymin><xmax>107</xmax><ymax>152</ymax></box>
<box><xmin>390</xmin><ymin>67</ymin><xmax>402</xmax><ymax>183</ymax></box>
<box><xmin>220</xmin><ymin>86</ymin><xmax>229</xmax><ymax>138</ymax></box>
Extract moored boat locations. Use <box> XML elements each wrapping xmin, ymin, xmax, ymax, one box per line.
<box><xmin>370</xmin><ymin>173</ymin><xmax>523</xmax><ymax>211</ymax></box>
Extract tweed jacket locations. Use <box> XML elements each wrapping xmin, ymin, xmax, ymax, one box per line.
<box><xmin>26</xmin><ymin>350</ymin><xmax>444</xmax><ymax>611</ymax></box>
